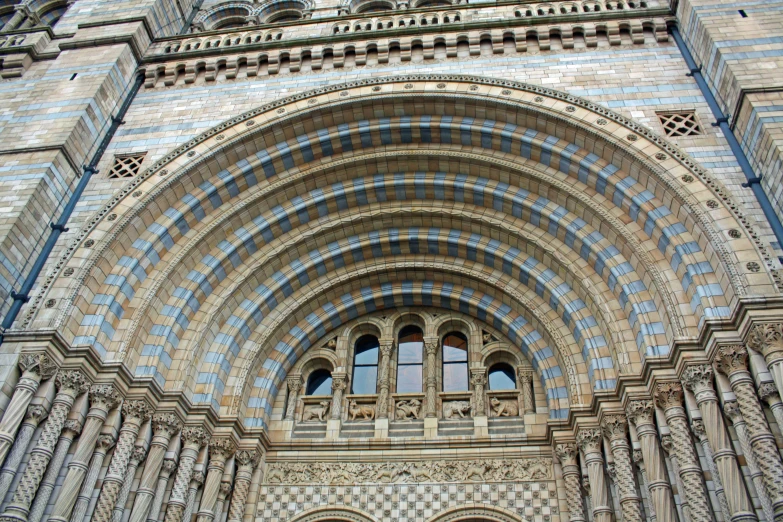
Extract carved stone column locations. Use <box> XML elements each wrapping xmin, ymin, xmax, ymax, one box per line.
<box><xmin>112</xmin><ymin>446</ymin><xmax>147</xmax><ymax>522</ymax></box>
<box><xmin>196</xmin><ymin>438</ymin><xmax>237</xmax><ymax>522</ymax></box>
<box><xmin>17</xmin><ymin>11</ymin><xmax>39</xmax><ymax>29</ymax></box>
<box><xmin>1</xmin><ymin>369</ymin><xmax>88</xmax><ymax>522</ymax></box>
<box><xmin>214</xmin><ymin>481</ymin><xmax>232</xmax><ymax>522</ymax></box>
<box><xmin>164</xmin><ymin>426</ymin><xmax>209</xmax><ymax>522</ymax></box>
<box><xmin>27</xmin><ymin>419</ymin><xmax>81</xmax><ymax>522</ymax></box>
<box><xmin>654</xmin><ymin>382</ymin><xmax>714</xmax><ymax>522</ymax></box>
<box><xmin>147</xmin><ymin>458</ymin><xmax>177</xmax><ymax>522</ymax></box>
<box><xmin>577</xmin><ymin>428</ymin><xmax>612</xmax><ymax>522</ymax></box>
<box><xmin>682</xmin><ymin>364</ymin><xmax>757</xmax><ymax>522</ymax></box>
<box><xmin>376</xmin><ymin>340</ymin><xmax>393</xmax><ymax>419</ymax></box>
<box><xmin>716</xmin><ymin>344</ymin><xmax>783</xmax><ymax>519</ymax></box>
<box><xmin>127</xmin><ymin>413</ymin><xmax>182</xmax><ymax>522</ymax></box>
<box><xmin>660</xmin><ymin>434</ymin><xmax>688</xmax><ymax>522</ymax></box>
<box><xmin>758</xmin><ymin>382</ymin><xmax>783</xmax><ymax>437</ymax></box>
<box><xmin>633</xmin><ymin>448</ymin><xmax>655</xmax><ymax>522</ymax></box>
<box><xmin>284</xmin><ymin>377</ymin><xmax>302</xmax><ymax>421</ymax></box>
<box><xmin>555</xmin><ymin>443</ymin><xmax>586</xmax><ymax>522</ymax></box>
<box><xmin>692</xmin><ymin>418</ymin><xmax>731</xmax><ymax>521</ymax></box>
<box><xmin>601</xmin><ymin>416</ymin><xmax>643</xmax><ymax>522</ymax></box>
<box><xmin>329</xmin><ymin>375</ymin><xmax>347</xmax><ymax>421</ymax></box>
<box><xmin>50</xmin><ymin>384</ymin><xmax>122</xmax><ymax>522</ymax></box>
<box><xmin>0</xmin><ymin>353</ymin><xmax>56</xmax><ymax>467</ymax></box>
<box><xmin>0</xmin><ymin>405</ymin><xmax>47</xmax><ymax>501</ymax></box>
<box><xmin>518</xmin><ymin>368</ymin><xmax>535</xmax><ymax>414</ymax></box>
<box><xmin>424</xmin><ymin>337</ymin><xmax>438</xmax><ymax>418</ymax></box>
<box><xmin>0</xmin><ymin>5</ymin><xmax>28</xmax><ymax>32</ymax></box>
<box><xmin>723</xmin><ymin>400</ymin><xmax>775</xmax><ymax>522</ymax></box>
<box><xmin>69</xmin><ymin>434</ymin><xmax>116</xmax><ymax>522</ymax></box>
<box><xmin>470</xmin><ymin>369</ymin><xmax>487</xmax><ymax>416</ymax></box>
<box><xmin>182</xmin><ymin>472</ymin><xmax>205</xmax><ymax>522</ymax></box>
<box><xmin>92</xmin><ymin>400</ymin><xmax>154</xmax><ymax>522</ymax></box>
<box><xmin>748</xmin><ymin>323</ymin><xmax>783</xmax><ymax>398</ymax></box>
<box><xmin>626</xmin><ymin>400</ymin><xmax>677</xmax><ymax>522</ymax></box>
<box><xmin>227</xmin><ymin>450</ymin><xmax>260</xmax><ymax>522</ymax></box>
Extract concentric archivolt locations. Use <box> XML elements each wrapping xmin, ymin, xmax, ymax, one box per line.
<box><xmin>29</xmin><ymin>75</ymin><xmax>772</xmax><ymax>429</ymax></box>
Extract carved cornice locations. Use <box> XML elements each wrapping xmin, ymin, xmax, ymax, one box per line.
<box><xmin>122</xmin><ymin>399</ymin><xmax>154</xmax><ymax>422</ymax></box>
<box><xmin>723</xmin><ymin>400</ymin><xmax>743</xmax><ymax>424</ymax></box>
<box><xmin>601</xmin><ymin>415</ymin><xmax>628</xmax><ymax>441</ymax></box>
<box><xmin>576</xmin><ymin>428</ymin><xmax>602</xmax><ymax>453</ymax></box>
<box><xmin>714</xmin><ymin>345</ymin><xmax>749</xmax><ymax>376</ymax></box>
<box><xmin>55</xmin><ymin>369</ymin><xmax>90</xmax><ymax>395</ymax></box>
<box><xmin>681</xmin><ymin>364</ymin><xmax>715</xmax><ymax>395</ymax></box>
<box><xmin>625</xmin><ymin>399</ymin><xmax>655</xmax><ymax>427</ymax></box>
<box><xmin>181</xmin><ymin>425</ymin><xmax>210</xmax><ymax>447</ymax></box>
<box><xmin>151</xmin><ymin>413</ymin><xmax>182</xmax><ymax>437</ymax></box>
<box><xmin>654</xmin><ymin>382</ymin><xmax>684</xmax><ymax>410</ymax></box>
<box><xmin>89</xmin><ymin>384</ymin><xmax>123</xmax><ymax>411</ymax></box>
<box><xmin>18</xmin><ymin>352</ymin><xmax>57</xmax><ymax>379</ymax></box>
<box><xmin>748</xmin><ymin>322</ymin><xmax>783</xmax><ymax>359</ymax></box>
<box><xmin>555</xmin><ymin>443</ymin><xmax>578</xmax><ymax>466</ymax></box>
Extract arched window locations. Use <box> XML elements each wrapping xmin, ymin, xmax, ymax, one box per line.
<box><xmin>306</xmin><ymin>369</ymin><xmax>333</xmax><ymax>395</ymax></box>
<box><xmin>397</xmin><ymin>325</ymin><xmax>423</xmax><ymax>393</ymax></box>
<box><xmin>442</xmin><ymin>332</ymin><xmax>468</xmax><ymax>391</ymax></box>
<box><xmin>488</xmin><ymin>363</ymin><xmax>516</xmax><ymax>390</ymax></box>
<box><xmin>352</xmin><ymin>335</ymin><xmax>379</xmax><ymax>394</ymax></box>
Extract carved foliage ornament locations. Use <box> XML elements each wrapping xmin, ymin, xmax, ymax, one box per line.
<box><xmin>181</xmin><ymin>426</ymin><xmax>210</xmax><ymax>447</ymax></box>
<box><xmin>63</xmin><ymin>419</ymin><xmax>83</xmax><ymax>435</ymax></box>
<box><xmin>56</xmin><ymin>370</ymin><xmax>90</xmax><ymax>395</ymax></box>
<box><xmin>576</xmin><ymin>428</ymin><xmax>602</xmax><ymax>453</ymax></box>
<box><xmin>681</xmin><ymin>364</ymin><xmax>715</xmax><ymax>395</ymax></box>
<box><xmin>747</xmin><ymin>322</ymin><xmax>783</xmax><ymax>358</ymax></box>
<box><xmin>130</xmin><ymin>445</ymin><xmax>148</xmax><ymax>465</ymax></box>
<box><xmin>89</xmin><ymin>384</ymin><xmax>122</xmax><ymax>411</ymax></box>
<box><xmin>235</xmin><ymin>450</ymin><xmax>261</xmax><ymax>469</ymax></box>
<box><xmin>151</xmin><ymin>413</ymin><xmax>182</xmax><ymax>436</ymax></box>
<box><xmin>121</xmin><ymin>400</ymin><xmax>154</xmax><ymax>423</ymax></box>
<box><xmin>758</xmin><ymin>382</ymin><xmax>780</xmax><ymax>403</ymax></box>
<box><xmin>18</xmin><ymin>352</ymin><xmax>57</xmax><ymax>380</ymax></box>
<box><xmin>714</xmin><ymin>345</ymin><xmax>749</xmax><ymax>376</ymax></box>
<box><xmin>625</xmin><ymin>400</ymin><xmax>655</xmax><ymax>426</ymax></box>
<box><xmin>554</xmin><ymin>443</ymin><xmax>578</xmax><ymax>466</ymax></box>
<box><xmin>24</xmin><ymin>405</ymin><xmax>47</xmax><ymax>424</ymax></box>
<box><xmin>601</xmin><ymin>415</ymin><xmax>628</xmax><ymax>440</ymax></box>
<box><xmin>96</xmin><ymin>434</ymin><xmax>116</xmax><ymax>452</ymax></box>
<box><xmin>654</xmin><ymin>382</ymin><xmax>684</xmax><ymax>410</ymax></box>
<box><xmin>723</xmin><ymin>400</ymin><xmax>743</xmax><ymax>424</ymax></box>
<box><xmin>208</xmin><ymin>438</ymin><xmax>237</xmax><ymax>461</ymax></box>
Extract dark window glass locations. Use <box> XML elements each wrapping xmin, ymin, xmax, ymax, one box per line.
<box><xmin>442</xmin><ymin>332</ymin><xmax>468</xmax><ymax>392</ymax></box>
<box><xmin>488</xmin><ymin>363</ymin><xmax>516</xmax><ymax>390</ymax></box>
<box><xmin>306</xmin><ymin>369</ymin><xmax>332</xmax><ymax>395</ymax></box>
<box><xmin>352</xmin><ymin>335</ymin><xmax>379</xmax><ymax>394</ymax></box>
<box><xmin>397</xmin><ymin>325</ymin><xmax>423</xmax><ymax>393</ymax></box>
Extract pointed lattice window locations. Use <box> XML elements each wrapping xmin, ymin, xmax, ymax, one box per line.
<box><xmin>657</xmin><ymin>111</ymin><xmax>703</xmax><ymax>138</ymax></box>
<box><xmin>108</xmin><ymin>153</ymin><xmax>146</xmax><ymax>179</ymax></box>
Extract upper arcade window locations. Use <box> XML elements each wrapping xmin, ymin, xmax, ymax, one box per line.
<box><xmin>488</xmin><ymin>363</ymin><xmax>516</xmax><ymax>390</ymax></box>
<box><xmin>267</xmin><ymin>11</ymin><xmax>302</xmax><ymax>23</ymax></box>
<box><xmin>354</xmin><ymin>0</ymin><xmax>395</xmax><ymax>13</ymax></box>
<box><xmin>397</xmin><ymin>326</ymin><xmax>423</xmax><ymax>393</ymax></box>
<box><xmin>306</xmin><ymin>369</ymin><xmax>333</xmax><ymax>395</ymax></box>
<box><xmin>351</xmin><ymin>335</ymin><xmax>379</xmax><ymax>394</ymax></box>
<box><xmin>442</xmin><ymin>332</ymin><xmax>468</xmax><ymax>392</ymax></box>
<box><xmin>414</xmin><ymin>0</ymin><xmax>453</xmax><ymax>6</ymax></box>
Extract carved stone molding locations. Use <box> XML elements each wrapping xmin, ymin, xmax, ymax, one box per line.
<box><xmin>264</xmin><ymin>458</ymin><xmax>552</xmax><ymax>485</ymax></box>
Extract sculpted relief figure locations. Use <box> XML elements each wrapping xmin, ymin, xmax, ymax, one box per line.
<box><xmin>442</xmin><ymin>400</ymin><xmax>471</xmax><ymax>419</ymax></box>
<box><xmin>395</xmin><ymin>399</ymin><xmax>421</xmax><ymax>420</ymax></box>
<box><xmin>348</xmin><ymin>400</ymin><xmax>376</xmax><ymax>421</ymax></box>
<box><xmin>302</xmin><ymin>400</ymin><xmax>330</xmax><ymax>421</ymax></box>
<box><xmin>490</xmin><ymin>397</ymin><xmax>519</xmax><ymax>417</ymax></box>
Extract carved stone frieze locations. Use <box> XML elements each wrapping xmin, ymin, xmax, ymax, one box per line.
<box><xmin>263</xmin><ymin>458</ymin><xmax>552</xmax><ymax>484</ymax></box>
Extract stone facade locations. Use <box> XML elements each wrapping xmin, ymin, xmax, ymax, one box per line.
<box><xmin>0</xmin><ymin>0</ymin><xmax>782</xmax><ymax>521</ymax></box>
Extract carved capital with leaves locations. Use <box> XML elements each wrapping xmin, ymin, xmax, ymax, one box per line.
<box><xmin>24</xmin><ymin>404</ymin><xmax>47</xmax><ymax>425</ymax></box>
<box><xmin>208</xmin><ymin>437</ymin><xmax>237</xmax><ymax>462</ymax></box>
<box><xmin>235</xmin><ymin>449</ymin><xmax>261</xmax><ymax>470</ymax></box>
<box><xmin>576</xmin><ymin>428</ymin><xmax>602</xmax><ymax>453</ymax></box>
<box><xmin>723</xmin><ymin>400</ymin><xmax>743</xmax><ymax>424</ymax></box>
<box><xmin>747</xmin><ymin>322</ymin><xmax>783</xmax><ymax>360</ymax></box>
<box><xmin>18</xmin><ymin>352</ymin><xmax>57</xmax><ymax>379</ymax></box>
<box><xmin>654</xmin><ymin>382</ymin><xmax>684</xmax><ymax>410</ymax></box>
<box><xmin>56</xmin><ymin>369</ymin><xmax>90</xmax><ymax>395</ymax></box>
<box><xmin>151</xmin><ymin>413</ymin><xmax>182</xmax><ymax>437</ymax></box>
<box><xmin>89</xmin><ymin>384</ymin><xmax>122</xmax><ymax>411</ymax></box>
<box><xmin>626</xmin><ymin>399</ymin><xmax>655</xmax><ymax>427</ymax></box>
<box><xmin>681</xmin><ymin>364</ymin><xmax>715</xmax><ymax>395</ymax></box>
<box><xmin>714</xmin><ymin>345</ymin><xmax>749</xmax><ymax>376</ymax></box>
<box><xmin>601</xmin><ymin>415</ymin><xmax>628</xmax><ymax>441</ymax></box>
<box><xmin>122</xmin><ymin>399</ymin><xmax>154</xmax><ymax>423</ymax></box>
<box><xmin>555</xmin><ymin>443</ymin><xmax>578</xmax><ymax>466</ymax></box>
<box><xmin>758</xmin><ymin>382</ymin><xmax>781</xmax><ymax>404</ymax></box>
<box><xmin>181</xmin><ymin>425</ymin><xmax>210</xmax><ymax>448</ymax></box>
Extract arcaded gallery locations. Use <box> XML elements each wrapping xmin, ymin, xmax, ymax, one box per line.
<box><xmin>0</xmin><ymin>0</ymin><xmax>781</xmax><ymax>520</ymax></box>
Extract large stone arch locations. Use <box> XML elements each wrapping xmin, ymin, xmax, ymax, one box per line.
<box><xmin>23</xmin><ymin>75</ymin><xmax>774</xmax><ymax>431</ymax></box>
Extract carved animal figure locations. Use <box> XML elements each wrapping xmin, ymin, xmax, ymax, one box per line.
<box><xmin>266</xmin><ymin>468</ymin><xmax>285</xmax><ymax>483</ymax></box>
<box><xmin>464</xmin><ymin>462</ymin><xmax>490</xmax><ymax>481</ymax></box>
<box><xmin>376</xmin><ymin>465</ymin><xmax>399</xmax><ymax>483</ymax></box>
<box><xmin>328</xmin><ymin>466</ymin><xmax>354</xmax><ymax>484</ymax></box>
<box><xmin>490</xmin><ymin>397</ymin><xmax>519</xmax><ymax>417</ymax></box>
<box><xmin>395</xmin><ymin>399</ymin><xmax>421</xmax><ymax>420</ymax></box>
<box><xmin>519</xmin><ymin>458</ymin><xmax>550</xmax><ymax>480</ymax></box>
<box><xmin>404</xmin><ymin>464</ymin><xmax>433</xmax><ymax>482</ymax></box>
<box><xmin>349</xmin><ymin>400</ymin><xmax>376</xmax><ymax>421</ymax></box>
<box><xmin>442</xmin><ymin>400</ymin><xmax>472</xmax><ymax>419</ymax></box>
<box><xmin>302</xmin><ymin>400</ymin><xmax>331</xmax><ymax>421</ymax></box>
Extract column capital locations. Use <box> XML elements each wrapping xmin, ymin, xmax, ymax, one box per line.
<box><xmin>331</xmin><ymin>374</ymin><xmax>348</xmax><ymax>392</ymax></box>
<box><xmin>191</xmin><ymin>471</ymin><xmax>205</xmax><ymax>486</ymax></box>
<box><xmin>632</xmin><ymin>448</ymin><xmax>643</xmax><ymax>467</ymax></box>
<box><xmin>218</xmin><ymin>481</ymin><xmax>232</xmax><ymax>498</ymax></box>
<box><xmin>660</xmin><ymin>433</ymin><xmax>673</xmax><ymax>455</ymax></box>
<box><xmin>24</xmin><ymin>404</ymin><xmax>47</xmax><ymax>425</ymax></box>
<box><xmin>469</xmin><ymin>368</ymin><xmax>486</xmax><ymax>387</ymax></box>
<box><xmin>748</xmin><ymin>322</ymin><xmax>783</xmax><ymax>360</ymax></box>
<box><xmin>63</xmin><ymin>419</ymin><xmax>83</xmax><ymax>436</ymax></box>
<box><xmin>181</xmin><ymin>425</ymin><xmax>210</xmax><ymax>448</ymax></box>
<box><xmin>208</xmin><ymin>438</ymin><xmax>237</xmax><ymax>463</ymax></box>
<box><xmin>55</xmin><ymin>369</ymin><xmax>90</xmax><ymax>395</ymax></box>
<box><xmin>234</xmin><ymin>450</ymin><xmax>261</xmax><ymax>469</ymax></box>
<box><xmin>18</xmin><ymin>352</ymin><xmax>57</xmax><ymax>379</ymax></box>
<box><xmin>759</xmin><ymin>382</ymin><xmax>781</xmax><ymax>404</ymax></box>
<box><xmin>601</xmin><ymin>414</ymin><xmax>628</xmax><ymax>441</ymax></box>
<box><xmin>89</xmin><ymin>384</ymin><xmax>123</xmax><ymax>411</ymax></box>
<box><xmin>122</xmin><ymin>399</ymin><xmax>154</xmax><ymax>423</ymax></box>
<box><xmin>681</xmin><ymin>364</ymin><xmax>715</xmax><ymax>395</ymax></box>
<box><xmin>625</xmin><ymin>399</ymin><xmax>655</xmax><ymax>427</ymax></box>
<box><xmin>379</xmin><ymin>339</ymin><xmax>394</xmax><ymax>355</ymax></box>
<box><xmin>723</xmin><ymin>400</ymin><xmax>743</xmax><ymax>424</ymax></box>
<box><xmin>286</xmin><ymin>376</ymin><xmax>302</xmax><ymax>392</ymax></box>
<box><xmin>690</xmin><ymin>419</ymin><xmax>707</xmax><ymax>441</ymax></box>
<box><xmin>654</xmin><ymin>381</ymin><xmax>684</xmax><ymax>410</ymax></box>
<box><xmin>517</xmin><ymin>367</ymin><xmax>533</xmax><ymax>382</ymax></box>
<box><xmin>161</xmin><ymin>458</ymin><xmax>178</xmax><ymax>475</ymax></box>
<box><xmin>12</xmin><ymin>4</ymin><xmax>31</xmax><ymax>15</ymax></box>
<box><xmin>576</xmin><ymin>427</ymin><xmax>602</xmax><ymax>453</ymax></box>
<box><xmin>151</xmin><ymin>413</ymin><xmax>182</xmax><ymax>437</ymax></box>
<box><xmin>555</xmin><ymin>443</ymin><xmax>579</xmax><ymax>466</ymax></box>
<box><xmin>95</xmin><ymin>434</ymin><xmax>116</xmax><ymax>452</ymax></box>
<box><xmin>130</xmin><ymin>445</ymin><xmax>148</xmax><ymax>466</ymax></box>
<box><xmin>714</xmin><ymin>344</ymin><xmax>749</xmax><ymax>376</ymax></box>
<box><xmin>424</xmin><ymin>337</ymin><xmax>439</xmax><ymax>353</ymax></box>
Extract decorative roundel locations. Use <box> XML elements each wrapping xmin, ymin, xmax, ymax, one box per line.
<box><xmin>655</xmin><ymin>152</ymin><xmax>667</xmax><ymax>160</ymax></box>
<box><xmin>437</xmin><ymin>83</ymin><xmax>447</xmax><ymax>89</ymax></box>
<box><xmin>728</xmin><ymin>229</ymin><xmax>742</xmax><ymax>239</ymax></box>
<box><xmin>246</xmin><ymin>120</ymin><xmax>255</xmax><ymax>126</ymax></box>
<box><xmin>132</xmin><ymin>190</ymin><xmax>143</xmax><ymax>197</ymax></box>
<box><xmin>216</xmin><ymin>134</ymin><xmax>226</xmax><ymax>140</ymax></box>
<box><xmin>277</xmin><ymin>108</ymin><xmax>286</xmax><ymax>114</ymax></box>
<box><xmin>187</xmin><ymin>151</ymin><xmax>196</xmax><ymax>157</ymax></box>
<box><xmin>159</xmin><ymin>170</ymin><xmax>168</xmax><ymax>177</ymax></box>
<box><xmin>747</xmin><ymin>262</ymin><xmax>761</xmax><ymax>272</ymax></box>
<box><xmin>681</xmin><ymin>175</ymin><xmax>694</xmax><ymax>183</ymax></box>
<box><xmin>404</xmin><ymin>84</ymin><xmax>414</xmax><ymax>89</ymax></box>
<box><xmin>107</xmin><ymin>213</ymin><xmax>117</xmax><ymax>221</ymax></box>
<box><xmin>45</xmin><ymin>299</ymin><xmax>56</xmax><ymax>308</ymax></box>
<box><xmin>372</xmin><ymin>86</ymin><xmax>381</xmax><ymax>91</ymax></box>
<box><xmin>565</xmin><ymin>105</ymin><xmax>576</xmax><ymax>112</ymax></box>
<box><xmin>469</xmin><ymin>85</ymin><xmax>479</xmax><ymax>91</ymax></box>
<box><xmin>707</xmin><ymin>200</ymin><xmax>719</xmax><ymax>209</ymax></box>
<box><xmin>501</xmin><ymin>89</ymin><xmax>512</xmax><ymax>95</ymax></box>
<box><xmin>626</xmin><ymin>134</ymin><xmax>638</xmax><ymax>142</ymax></box>
<box><xmin>63</xmin><ymin>267</ymin><xmax>75</xmax><ymax>277</ymax></box>
<box><xmin>596</xmin><ymin>118</ymin><xmax>607</xmax><ymax>125</ymax></box>
<box><xmin>340</xmin><ymin>91</ymin><xmax>349</xmax><ymax>96</ymax></box>
<box><xmin>534</xmin><ymin>96</ymin><xmax>544</xmax><ymax>103</ymax></box>
<box><xmin>84</xmin><ymin>239</ymin><xmax>95</xmax><ymax>248</ymax></box>
<box><xmin>308</xmin><ymin>98</ymin><xmax>318</xmax><ymax>104</ymax></box>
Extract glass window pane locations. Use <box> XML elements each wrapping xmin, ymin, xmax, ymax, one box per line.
<box><xmin>354</xmin><ymin>335</ymin><xmax>379</xmax><ymax>365</ymax></box>
<box><xmin>398</xmin><ymin>342</ymin><xmax>423</xmax><ymax>364</ymax></box>
<box><xmin>397</xmin><ymin>364</ymin><xmax>423</xmax><ymax>393</ymax></box>
<box><xmin>352</xmin><ymin>366</ymin><xmax>378</xmax><ymax>394</ymax></box>
<box><xmin>443</xmin><ymin>362</ymin><xmax>468</xmax><ymax>392</ymax></box>
<box><xmin>489</xmin><ymin>364</ymin><xmax>516</xmax><ymax>390</ymax></box>
<box><xmin>443</xmin><ymin>345</ymin><xmax>467</xmax><ymax>362</ymax></box>
<box><xmin>307</xmin><ymin>370</ymin><xmax>332</xmax><ymax>395</ymax></box>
